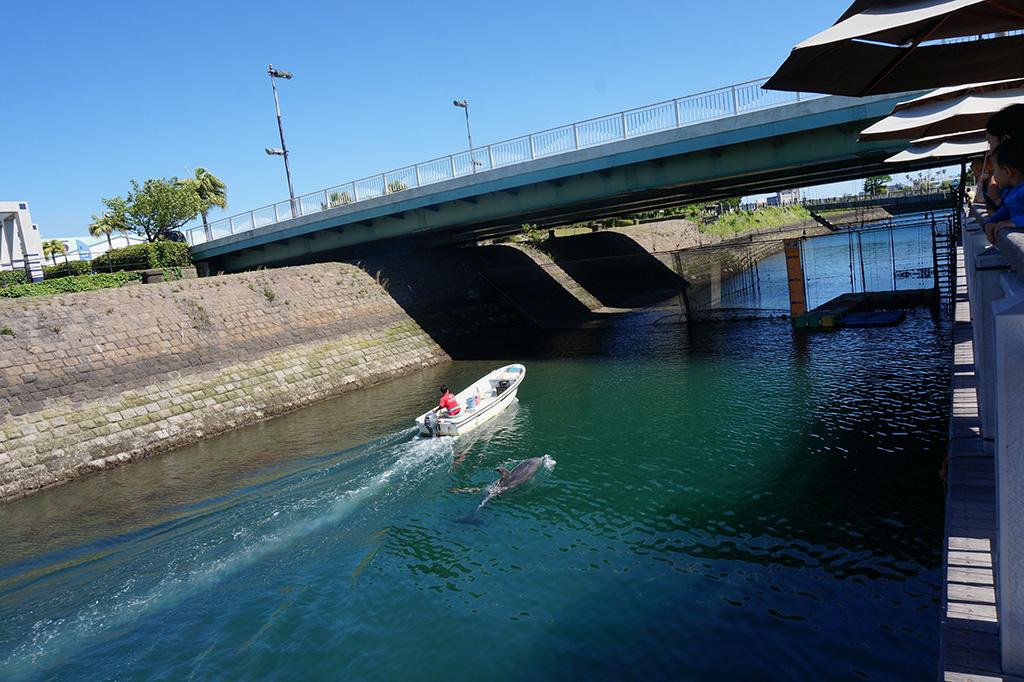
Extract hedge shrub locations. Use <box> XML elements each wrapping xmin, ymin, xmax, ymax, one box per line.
<box><xmin>0</xmin><ymin>270</ymin><xmax>28</xmax><ymax>288</ymax></box>
<box><xmin>92</xmin><ymin>241</ymin><xmax>192</xmax><ymax>272</ymax></box>
<box><xmin>43</xmin><ymin>260</ymin><xmax>94</xmax><ymax>279</ymax></box>
<box><xmin>0</xmin><ymin>271</ymin><xmax>142</xmax><ymax>298</ymax></box>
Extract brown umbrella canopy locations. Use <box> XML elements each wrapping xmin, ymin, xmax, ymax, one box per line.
<box><xmin>764</xmin><ymin>34</ymin><xmax>1024</xmax><ymax>96</ymax></box>
<box><xmin>892</xmin><ymin>77</ymin><xmax>1024</xmax><ymax>111</ymax></box>
<box><xmin>859</xmin><ymin>89</ymin><xmax>1024</xmax><ymax>140</ymax></box>
<box><xmin>764</xmin><ymin>0</ymin><xmax>1024</xmax><ymax>96</ymax></box>
<box><xmin>823</xmin><ymin>0</ymin><xmax>1024</xmax><ymax>45</ymax></box>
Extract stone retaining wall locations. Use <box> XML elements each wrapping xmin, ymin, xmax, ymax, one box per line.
<box><xmin>0</xmin><ymin>263</ymin><xmax>449</xmax><ymax>503</ymax></box>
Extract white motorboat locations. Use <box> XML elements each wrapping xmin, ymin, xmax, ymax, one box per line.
<box><xmin>416</xmin><ymin>364</ymin><xmax>526</xmax><ymax>437</ymax></box>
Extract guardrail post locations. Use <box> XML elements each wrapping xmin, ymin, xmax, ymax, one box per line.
<box><xmin>731</xmin><ymin>85</ymin><xmax>740</xmax><ymax>114</ymax></box>
<box><xmin>323</xmin><ymin>190</ymin><xmax>329</xmax><ymax>209</ymax></box>
<box><xmin>573</xmin><ymin>124</ymin><xmax>580</xmax><ymax>150</ymax></box>
<box><xmin>621</xmin><ymin>112</ymin><xmax>628</xmax><ymax>139</ymax></box>
<box><xmin>250</xmin><ymin>210</ymin><xmax>256</xmax><ymax>230</ymax></box>
<box><xmin>273</xmin><ymin>204</ymin><xmax>280</xmax><ymax>223</ymax></box>
<box><xmin>993</xmin><ymin>273</ymin><xmax>1024</xmax><ymax>675</ymax></box>
<box><xmin>449</xmin><ymin>155</ymin><xmax>457</xmax><ymax>177</ymax></box>
<box><xmin>487</xmin><ymin>145</ymin><xmax>495</xmax><ymax>169</ymax></box>
<box><xmin>353</xmin><ymin>183</ymin><xmax>360</xmax><ymax>201</ymax></box>
<box><xmin>674</xmin><ymin>99</ymin><xmax>681</xmax><ymax>127</ymax></box>
<box><xmin>414</xmin><ymin>165</ymin><xmax>421</xmax><ymax>187</ymax></box>
<box><xmin>229</xmin><ymin>217</ymin><xmax>236</xmax><ymax>235</ymax></box>
<box><xmin>529</xmin><ymin>136</ymin><xmax>536</xmax><ymax>160</ymax></box>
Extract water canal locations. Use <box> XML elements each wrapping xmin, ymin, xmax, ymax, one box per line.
<box><xmin>0</xmin><ymin>302</ymin><xmax>950</xmax><ymax>680</ymax></box>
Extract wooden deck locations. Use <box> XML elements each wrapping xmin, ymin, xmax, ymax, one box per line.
<box><xmin>940</xmin><ymin>247</ymin><xmax>1022</xmax><ymax>682</ymax></box>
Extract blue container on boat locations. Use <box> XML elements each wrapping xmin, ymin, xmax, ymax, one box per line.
<box><xmin>466</xmin><ymin>396</ymin><xmax>476</xmax><ymax>410</ymax></box>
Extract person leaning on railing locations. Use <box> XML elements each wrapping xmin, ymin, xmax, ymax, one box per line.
<box><xmin>978</xmin><ymin>104</ymin><xmax>1024</xmax><ymax>212</ymax></box>
<box><xmin>984</xmin><ymin>139</ymin><xmax>1024</xmax><ymax>245</ymax></box>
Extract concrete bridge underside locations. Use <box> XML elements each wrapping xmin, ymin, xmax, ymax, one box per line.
<box><xmin>195</xmin><ymin>92</ymin><xmax>940</xmax><ymax>273</ymax></box>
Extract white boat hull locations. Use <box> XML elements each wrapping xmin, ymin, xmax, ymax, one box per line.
<box><xmin>416</xmin><ymin>364</ymin><xmax>526</xmax><ymax>437</ymax></box>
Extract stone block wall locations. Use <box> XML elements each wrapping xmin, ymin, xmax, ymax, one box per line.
<box><xmin>0</xmin><ymin>263</ymin><xmax>449</xmax><ymax>502</ymax></box>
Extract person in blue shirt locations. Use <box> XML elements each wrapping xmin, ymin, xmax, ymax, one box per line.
<box><xmin>985</xmin><ymin>139</ymin><xmax>1024</xmax><ymax>245</ymax></box>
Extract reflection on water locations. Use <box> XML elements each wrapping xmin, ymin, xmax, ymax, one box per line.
<box><xmin>0</xmin><ymin>309</ymin><xmax>949</xmax><ymax>681</ymax></box>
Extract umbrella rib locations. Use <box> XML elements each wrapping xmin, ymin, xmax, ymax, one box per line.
<box><xmin>861</xmin><ymin>15</ymin><xmax>952</xmax><ymax>96</ymax></box>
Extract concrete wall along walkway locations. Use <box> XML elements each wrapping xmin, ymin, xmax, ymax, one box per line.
<box><xmin>0</xmin><ymin>263</ymin><xmax>449</xmax><ymax>503</ymax></box>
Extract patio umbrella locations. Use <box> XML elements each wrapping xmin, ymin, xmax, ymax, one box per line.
<box><xmin>884</xmin><ymin>129</ymin><xmax>989</xmax><ymax>161</ymax></box>
<box><xmin>892</xmin><ymin>77</ymin><xmax>1024</xmax><ymax>111</ymax></box>
<box><xmin>764</xmin><ymin>0</ymin><xmax>1024</xmax><ymax>96</ymax></box>
<box><xmin>858</xmin><ymin>88</ymin><xmax>1024</xmax><ymax>140</ymax></box>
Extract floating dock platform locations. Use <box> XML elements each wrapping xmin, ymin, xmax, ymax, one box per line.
<box><xmin>792</xmin><ymin>289</ymin><xmax>935</xmax><ymax>330</ymax></box>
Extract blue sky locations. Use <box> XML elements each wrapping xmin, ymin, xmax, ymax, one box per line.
<box><xmin>6</xmin><ymin>1</ymin><xmax>933</xmax><ymax>241</ymax></box>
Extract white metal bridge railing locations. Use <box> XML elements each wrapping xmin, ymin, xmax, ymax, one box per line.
<box><xmin>186</xmin><ymin>77</ymin><xmax>821</xmax><ymax>247</ymax></box>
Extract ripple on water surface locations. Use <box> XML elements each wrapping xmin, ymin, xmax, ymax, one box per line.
<box><xmin>0</xmin><ymin>312</ymin><xmax>949</xmax><ymax>681</ymax></box>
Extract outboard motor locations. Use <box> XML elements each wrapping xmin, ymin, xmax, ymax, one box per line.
<box><xmin>424</xmin><ymin>411</ymin><xmax>440</xmax><ymax>437</ymax></box>
<box><xmin>495</xmin><ymin>379</ymin><xmax>511</xmax><ymax>396</ymax></box>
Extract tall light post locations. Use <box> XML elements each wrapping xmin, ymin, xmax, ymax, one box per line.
<box><xmin>266</xmin><ymin>64</ymin><xmax>296</xmax><ymax>217</ymax></box>
<box><xmin>452</xmin><ymin>99</ymin><xmax>478</xmax><ymax>173</ymax></box>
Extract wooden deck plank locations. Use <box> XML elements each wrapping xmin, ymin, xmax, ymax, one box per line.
<box><xmin>942</xmin><ymin>242</ymin><xmax>1005</xmax><ymax>681</ymax></box>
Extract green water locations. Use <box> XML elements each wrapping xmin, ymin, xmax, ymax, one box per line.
<box><xmin>0</xmin><ymin>311</ymin><xmax>949</xmax><ymax>681</ymax></box>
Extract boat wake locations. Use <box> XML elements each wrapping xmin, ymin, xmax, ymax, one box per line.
<box><xmin>0</xmin><ymin>430</ymin><xmax>454</xmax><ymax>679</ymax></box>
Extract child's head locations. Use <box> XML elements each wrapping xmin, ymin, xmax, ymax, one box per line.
<box><xmin>986</xmin><ymin>104</ymin><xmax>1024</xmax><ymax>151</ymax></box>
<box><xmin>993</xmin><ymin>139</ymin><xmax>1024</xmax><ymax>189</ymax></box>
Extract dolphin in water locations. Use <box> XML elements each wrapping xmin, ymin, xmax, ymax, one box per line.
<box><xmin>494</xmin><ymin>457</ymin><xmax>544</xmax><ymax>491</ymax></box>
<box><xmin>458</xmin><ymin>455</ymin><xmax>553</xmax><ymax>524</ymax></box>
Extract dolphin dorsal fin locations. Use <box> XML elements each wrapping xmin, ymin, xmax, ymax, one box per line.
<box><xmin>495</xmin><ymin>467</ymin><xmax>511</xmax><ymax>485</ymax></box>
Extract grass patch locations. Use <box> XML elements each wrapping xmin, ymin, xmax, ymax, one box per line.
<box><xmin>0</xmin><ymin>272</ymin><xmax>142</xmax><ymax>298</ymax></box>
<box><xmin>699</xmin><ymin>206</ymin><xmax>811</xmax><ymax>238</ymax></box>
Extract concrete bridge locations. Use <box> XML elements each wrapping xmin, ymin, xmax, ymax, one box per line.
<box><xmin>190</xmin><ymin>78</ymin><xmax>937</xmax><ymax>273</ymax></box>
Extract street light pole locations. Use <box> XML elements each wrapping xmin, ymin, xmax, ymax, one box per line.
<box><xmin>453</xmin><ymin>99</ymin><xmax>476</xmax><ymax>173</ymax></box>
<box><xmin>267</xmin><ymin>64</ymin><xmax>297</xmax><ymax>217</ymax></box>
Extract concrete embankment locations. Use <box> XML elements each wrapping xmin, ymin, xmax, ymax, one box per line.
<box><xmin>0</xmin><ymin>263</ymin><xmax>453</xmax><ymax>503</ymax></box>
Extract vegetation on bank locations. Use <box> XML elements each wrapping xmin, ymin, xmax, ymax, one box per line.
<box><xmin>0</xmin><ymin>271</ymin><xmax>28</xmax><ymax>288</ymax></box>
<box><xmin>2</xmin><ymin>243</ymin><xmax>192</xmax><ymax>298</ymax></box>
<box><xmin>0</xmin><ymin>272</ymin><xmax>142</xmax><ymax>298</ymax></box>
<box><xmin>93</xmin><ymin>241</ymin><xmax>192</xmax><ymax>271</ymax></box>
<box><xmin>698</xmin><ymin>205</ymin><xmax>811</xmax><ymax>238</ymax></box>
<box><xmin>513</xmin><ymin>203</ymin><xmax>812</xmax><ymax>245</ymax></box>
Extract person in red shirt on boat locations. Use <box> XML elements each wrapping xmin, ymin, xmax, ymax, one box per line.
<box><xmin>438</xmin><ymin>385</ymin><xmax>461</xmax><ymax>417</ymax></box>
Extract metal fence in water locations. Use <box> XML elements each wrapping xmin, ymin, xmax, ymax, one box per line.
<box><xmin>673</xmin><ymin>212</ymin><xmax>953</xmax><ymax>320</ymax></box>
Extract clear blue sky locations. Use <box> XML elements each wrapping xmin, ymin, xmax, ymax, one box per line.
<box><xmin>5</xmin><ymin>0</ymin><xmax>927</xmax><ymax>241</ymax></box>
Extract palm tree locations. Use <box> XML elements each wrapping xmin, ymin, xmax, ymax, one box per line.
<box><xmin>89</xmin><ymin>213</ymin><xmax>121</xmax><ymax>271</ymax></box>
<box><xmin>89</xmin><ymin>214</ymin><xmax>117</xmax><ymax>251</ymax></box>
<box><xmin>181</xmin><ymin>167</ymin><xmax>227</xmax><ymax>241</ymax></box>
<box><xmin>42</xmin><ymin>239</ymin><xmax>67</xmax><ymax>266</ymax></box>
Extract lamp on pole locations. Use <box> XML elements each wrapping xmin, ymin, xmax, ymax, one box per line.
<box><xmin>452</xmin><ymin>99</ymin><xmax>479</xmax><ymax>173</ymax></box>
<box><xmin>266</xmin><ymin>64</ymin><xmax>297</xmax><ymax>217</ymax></box>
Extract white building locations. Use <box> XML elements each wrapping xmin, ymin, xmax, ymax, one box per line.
<box><xmin>1</xmin><ymin>201</ymin><xmax>44</xmax><ymax>281</ymax></box>
<box><xmin>768</xmin><ymin>188</ymin><xmax>802</xmax><ymax>206</ymax></box>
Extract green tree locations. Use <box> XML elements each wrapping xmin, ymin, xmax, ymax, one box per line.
<box><xmin>386</xmin><ymin>180</ymin><xmax>408</xmax><ymax>194</ymax></box>
<box><xmin>179</xmin><ymin>168</ymin><xmax>227</xmax><ymax>240</ymax></box>
<box><xmin>104</xmin><ymin>178</ymin><xmax>204</xmax><ymax>242</ymax></box>
<box><xmin>863</xmin><ymin>175</ymin><xmax>892</xmax><ymax>195</ymax></box>
<box><xmin>42</xmin><ymin>239</ymin><xmax>67</xmax><ymax>266</ymax></box>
